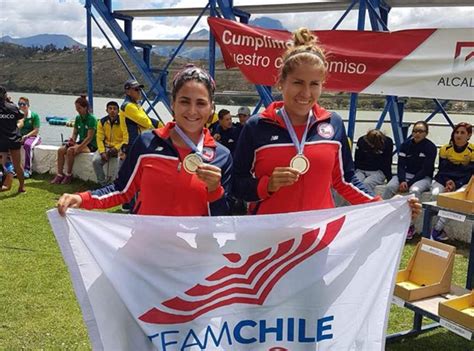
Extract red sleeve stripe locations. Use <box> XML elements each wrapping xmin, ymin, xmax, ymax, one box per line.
<box><xmin>90</xmin><ymin>153</ymin><xmax>179</xmax><ymax>201</ymax></box>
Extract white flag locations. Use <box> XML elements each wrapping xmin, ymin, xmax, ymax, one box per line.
<box><xmin>48</xmin><ymin>197</ymin><xmax>410</xmax><ymax>350</ymax></box>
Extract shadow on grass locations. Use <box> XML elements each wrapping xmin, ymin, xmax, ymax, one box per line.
<box><xmin>386</xmin><ymin>327</ymin><xmax>473</xmax><ymax>350</ymax></box>
<box><xmin>0</xmin><ymin>190</ymin><xmax>26</xmax><ymax>200</ymax></box>
<box><xmin>25</xmin><ymin>174</ymin><xmax>98</xmax><ymax>196</ymax></box>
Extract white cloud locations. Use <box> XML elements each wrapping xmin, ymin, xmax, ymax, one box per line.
<box><xmin>0</xmin><ymin>0</ymin><xmax>85</xmax><ymax>38</ymax></box>
<box><xmin>0</xmin><ymin>0</ymin><xmax>472</xmax><ymax>48</ymax></box>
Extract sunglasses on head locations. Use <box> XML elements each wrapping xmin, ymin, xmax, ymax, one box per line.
<box><xmin>173</xmin><ymin>66</ymin><xmax>215</xmax><ymax>91</ymax></box>
<box><xmin>18</xmin><ymin>102</ymin><xmax>28</xmax><ymax>107</ymax></box>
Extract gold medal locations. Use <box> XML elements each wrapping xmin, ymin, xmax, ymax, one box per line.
<box><xmin>183</xmin><ymin>154</ymin><xmax>203</xmax><ymax>174</ymax></box>
<box><xmin>290</xmin><ymin>155</ymin><xmax>310</xmax><ymax>174</ymax></box>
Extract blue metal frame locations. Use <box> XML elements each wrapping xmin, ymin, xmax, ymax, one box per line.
<box><xmin>85</xmin><ymin>0</ymin><xmax>94</xmax><ymax>109</ymax></box>
<box><xmin>89</xmin><ymin>13</ymin><xmax>163</xmax><ymax>125</ymax></box>
<box><xmin>90</xmin><ymin>0</ymin><xmax>169</xmax><ymax>112</ymax></box>
<box><xmin>86</xmin><ymin>0</ymin><xmax>457</xmax><ymax>149</ymax></box>
<box><xmin>147</xmin><ymin>3</ymin><xmax>211</xmax><ymax>113</ymax></box>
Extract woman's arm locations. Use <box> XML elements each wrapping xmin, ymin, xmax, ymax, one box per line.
<box><xmin>70</xmin><ymin>127</ymin><xmax>78</xmax><ymax>144</ymax></box>
<box><xmin>78</xmin><ymin>135</ymin><xmax>144</xmax><ymax>210</ymax></box>
<box><xmin>75</xmin><ymin>128</ymin><xmax>95</xmax><ymax>153</ymax></box>
<box><xmin>25</xmin><ymin>112</ymin><xmax>41</xmax><ymax>138</ymax></box>
<box><xmin>23</xmin><ymin>127</ymin><xmax>39</xmax><ymax>139</ymax></box>
<box><xmin>408</xmin><ymin>141</ymin><xmax>437</xmax><ymax>186</ymax></box>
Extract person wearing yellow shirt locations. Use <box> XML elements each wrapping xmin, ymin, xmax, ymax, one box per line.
<box><xmin>119</xmin><ymin>79</ymin><xmax>158</xmax><ymax>156</ymax></box>
<box><xmin>92</xmin><ymin>101</ymin><xmax>124</xmax><ymax>186</ymax></box>
<box><xmin>206</xmin><ymin>111</ymin><xmax>219</xmax><ymax>134</ymax></box>
<box><xmin>430</xmin><ymin>122</ymin><xmax>473</xmax><ymax>241</ymax></box>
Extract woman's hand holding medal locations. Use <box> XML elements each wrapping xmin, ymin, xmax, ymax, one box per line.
<box><xmin>196</xmin><ymin>164</ymin><xmax>222</xmax><ymax>193</ymax></box>
<box><xmin>267</xmin><ymin>167</ymin><xmax>300</xmax><ymax>193</ymax></box>
<box><xmin>267</xmin><ymin>108</ymin><xmax>312</xmax><ymax>194</ymax></box>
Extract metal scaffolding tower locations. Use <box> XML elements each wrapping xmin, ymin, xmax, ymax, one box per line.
<box><xmin>85</xmin><ymin>0</ymin><xmax>472</xmax><ymax>149</ymax></box>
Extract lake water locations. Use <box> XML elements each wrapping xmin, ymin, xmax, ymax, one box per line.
<box><xmin>8</xmin><ymin>91</ymin><xmax>473</xmax><ymax>146</ymax></box>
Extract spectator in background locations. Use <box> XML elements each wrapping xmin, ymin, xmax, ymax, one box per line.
<box><xmin>51</xmin><ymin>95</ymin><xmax>97</xmax><ymax>185</ymax></box>
<box><xmin>92</xmin><ymin>101</ymin><xmax>123</xmax><ymax>186</ymax></box>
<box><xmin>119</xmin><ymin>79</ymin><xmax>160</xmax><ymax>212</ymax></box>
<box><xmin>382</xmin><ymin>120</ymin><xmax>437</xmax><ymax>239</ymax></box>
<box><xmin>213</xmin><ymin>108</ymin><xmax>241</xmax><ymax>155</ymax></box>
<box><xmin>18</xmin><ymin>96</ymin><xmax>41</xmax><ymax>179</ymax></box>
<box><xmin>119</xmin><ymin>79</ymin><xmax>159</xmax><ymax>157</ymax></box>
<box><xmin>354</xmin><ymin>129</ymin><xmax>393</xmax><ymax>194</ymax></box>
<box><xmin>235</xmin><ymin>106</ymin><xmax>251</xmax><ymax>134</ymax></box>
<box><xmin>206</xmin><ymin>111</ymin><xmax>219</xmax><ymax>135</ymax></box>
<box><xmin>430</xmin><ymin>122</ymin><xmax>473</xmax><ymax>241</ymax></box>
<box><xmin>0</xmin><ymin>85</ymin><xmax>25</xmax><ymax>193</ymax></box>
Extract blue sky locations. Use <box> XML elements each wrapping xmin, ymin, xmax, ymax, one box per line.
<box><xmin>0</xmin><ymin>0</ymin><xmax>473</xmax><ymax>47</ymax></box>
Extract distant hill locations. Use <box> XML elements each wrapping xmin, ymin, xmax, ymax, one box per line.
<box><xmin>0</xmin><ymin>43</ymin><xmax>255</xmax><ymax>99</ymax></box>
<box><xmin>1</xmin><ymin>43</ymin><xmax>470</xmax><ymax>113</ymax></box>
<box><xmin>249</xmin><ymin>17</ymin><xmax>285</xmax><ymax>30</ymax></box>
<box><xmin>153</xmin><ymin>16</ymin><xmax>286</xmax><ymax>60</ymax></box>
<box><xmin>1</xmin><ymin>17</ymin><xmax>282</xmax><ymax>59</ymax></box>
<box><xmin>0</xmin><ymin>34</ymin><xmax>85</xmax><ymax>49</ymax></box>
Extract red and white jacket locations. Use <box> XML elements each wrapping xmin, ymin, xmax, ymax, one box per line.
<box><xmin>232</xmin><ymin>101</ymin><xmax>380</xmax><ymax>215</ymax></box>
<box><xmin>79</xmin><ymin>122</ymin><xmax>232</xmax><ymax>216</ymax></box>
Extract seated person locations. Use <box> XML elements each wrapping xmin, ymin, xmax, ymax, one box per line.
<box><xmin>430</xmin><ymin>122</ymin><xmax>473</xmax><ymax>241</ymax></box>
<box><xmin>382</xmin><ymin>121</ymin><xmax>437</xmax><ymax>239</ymax></box>
<box><xmin>51</xmin><ymin>95</ymin><xmax>97</xmax><ymax>185</ymax></box>
<box><xmin>354</xmin><ymin>129</ymin><xmax>393</xmax><ymax>194</ymax></box>
<box><xmin>18</xmin><ymin>97</ymin><xmax>41</xmax><ymax>179</ymax></box>
<box><xmin>212</xmin><ymin>109</ymin><xmax>240</xmax><ymax>155</ymax></box>
<box><xmin>92</xmin><ymin>101</ymin><xmax>123</xmax><ymax>186</ymax></box>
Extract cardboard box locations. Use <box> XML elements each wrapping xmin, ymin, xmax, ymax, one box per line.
<box><xmin>394</xmin><ymin>238</ymin><xmax>455</xmax><ymax>301</ymax></box>
<box><xmin>437</xmin><ymin>176</ymin><xmax>474</xmax><ymax>214</ymax></box>
<box><xmin>439</xmin><ymin>291</ymin><xmax>474</xmax><ymax>330</ymax></box>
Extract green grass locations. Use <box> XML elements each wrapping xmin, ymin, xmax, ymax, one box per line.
<box><xmin>0</xmin><ymin>174</ymin><xmax>472</xmax><ymax>350</ymax></box>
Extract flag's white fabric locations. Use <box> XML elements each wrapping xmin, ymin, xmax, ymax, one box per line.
<box><xmin>48</xmin><ymin>198</ymin><xmax>410</xmax><ymax>350</ymax></box>
<box><xmin>361</xmin><ymin>28</ymin><xmax>474</xmax><ymax>101</ymax></box>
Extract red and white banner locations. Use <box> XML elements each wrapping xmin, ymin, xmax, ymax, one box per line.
<box><xmin>209</xmin><ymin>17</ymin><xmax>474</xmax><ymax>101</ymax></box>
<box><xmin>48</xmin><ymin>198</ymin><xmax>410</xmax><ymax>350</ymax></box>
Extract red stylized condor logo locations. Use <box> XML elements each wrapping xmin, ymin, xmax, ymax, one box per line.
<box><xmin>454</xmin><ymin>41</ymin><xmax>474</xmax><ymax>63</ymax></box>
<box><xmin>139</xmin><ymin>216</ymin><xmax>345</xmax><ymax>324</ymax></box>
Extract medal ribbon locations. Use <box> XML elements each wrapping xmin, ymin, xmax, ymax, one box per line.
<box><xmin>174</xmin><ymin>124</ymin><xmax>204</xmax><ymax>156</ymax></box>
<box><xmin>280</xmin><ymin>107</ymin><xmax>313</xmax><ymax>156</ymax></box>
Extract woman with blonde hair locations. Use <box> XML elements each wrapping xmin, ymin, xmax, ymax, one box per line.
<box><xmin>232</xmin><ymin>28</ymin><xmax>420</xmax><ymax>218</ymax></box>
